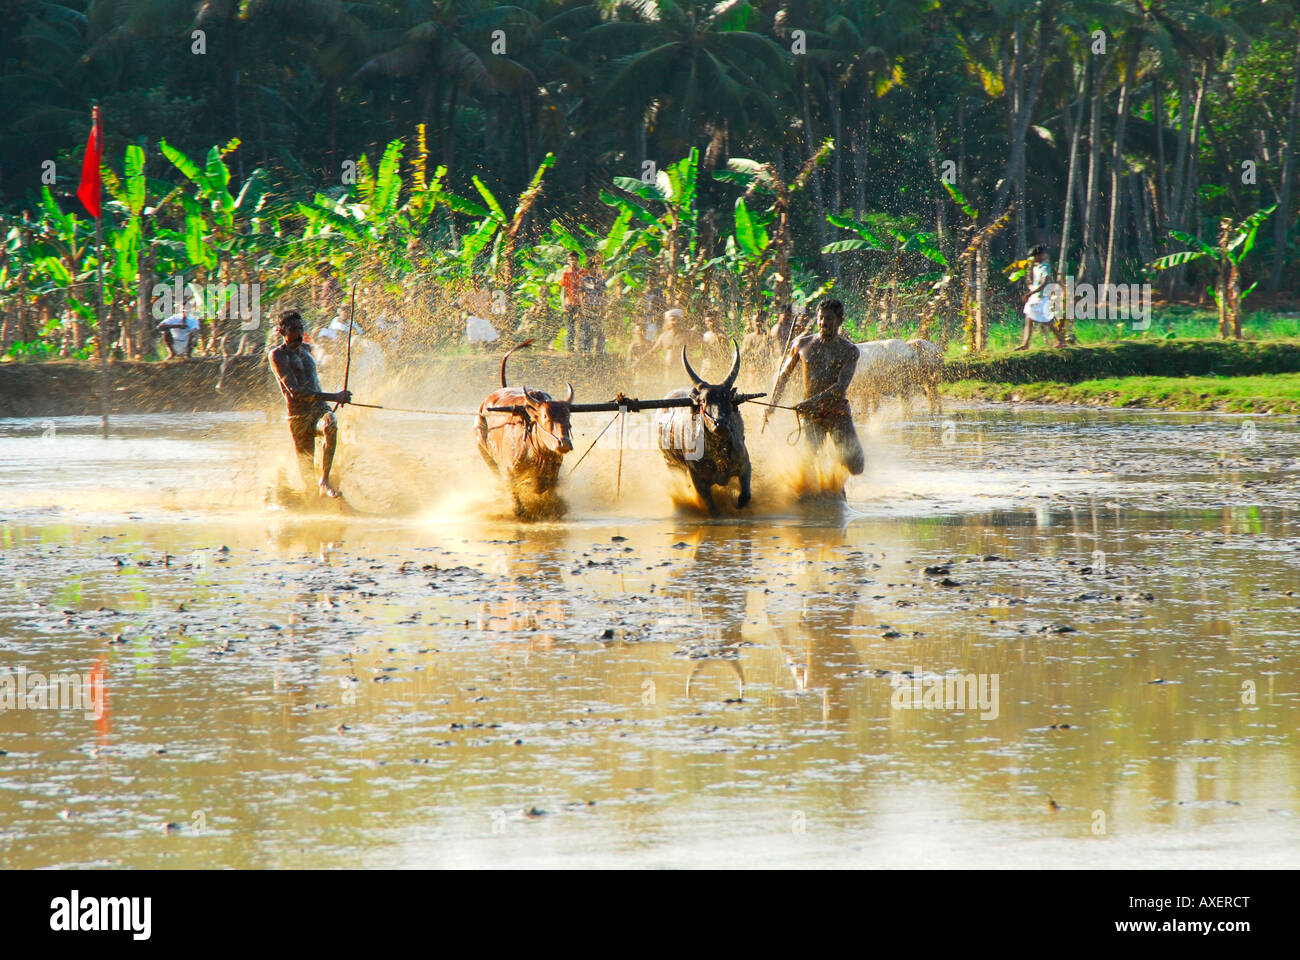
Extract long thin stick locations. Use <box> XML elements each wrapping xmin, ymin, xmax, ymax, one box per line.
<box><xmin>615</xmin><ymin>406</ymin><xmax>626</xmax><ymax>500</ymax></box>
<box><xmin>94</xmin><ymin>105</ymin><xmax>108</xmax><ymax>440</ymax></box>
<box><xmin>96</xmin><ymin>199</ymin><xmax>108</xmax><ymax>439</ymax></box>
<box><xmin>342</xmin><ymin>282</ymin><xmax>355</xmax><ymax>392</ymax></box>
<box><xmin>568</xmin><ymin>411</ymin><xmax>621</xmax><ymax>477</ymax></box>
<box><xmin>761</xmin><ymin>310</ymin><xmax>803</xmax><ymax>435</ymax></box>
<box><xmin>333</xmin><ymin>283</ymin><xmax>356</xmax><ymax>413</ymax></box>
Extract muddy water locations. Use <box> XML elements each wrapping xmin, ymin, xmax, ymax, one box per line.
<box><xmin>1</xmin><ymin>404</ymin><xmax>1298</xmax><ymax>868</ymax></box>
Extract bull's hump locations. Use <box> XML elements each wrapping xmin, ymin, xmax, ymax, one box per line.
<box><xmin>855</xmin><ymin>338</ymin><xmax>908</xmax><ymax>350</ymax></box>
<box><xmin>480</xmin><ymin>387</ymin><xmax>535</xmax><ymax>410</ymax></box>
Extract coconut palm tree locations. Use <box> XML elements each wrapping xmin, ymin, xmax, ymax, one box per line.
<box><xmin>584</xmin><ymin>0</ymin><xmax>792</xmax><ymax>168</ymax></box>
<box><xmin>356</xmin><ymin>1</ymin><xmax>536</xmax><ymax>171</ymax></box>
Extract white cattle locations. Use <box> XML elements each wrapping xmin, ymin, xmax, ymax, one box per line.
<box><xmin>850</xmin><ymin>337</ymin><xmax>943</xmax><ymax>414</ymax></box>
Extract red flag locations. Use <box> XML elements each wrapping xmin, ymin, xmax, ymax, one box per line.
<box><xmin>77</xmin><ymin>106</ymin><xmax>102</xmax><ymax>220</ymax></box>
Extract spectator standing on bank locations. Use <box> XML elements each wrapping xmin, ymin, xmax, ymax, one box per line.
<box><xmin>578</xmin><ymin>254</ymin><xmax>607</xmax><ymax>356</ymax></box>
<box><xmin>559</xmin><ymin>250</ymin><xmax>585</xmax><ymax>353</ymax></box>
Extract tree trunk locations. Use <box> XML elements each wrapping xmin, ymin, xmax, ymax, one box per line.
<box><xmin>928</xmin><ymin>113</ymin><xmax>949</xmax><ymax>256</ymax></box>
<box><xmin>957</xmin><ymin>95</ymin><xmax>965</xmax><ymax>185</ymax></box>
<box><xmin>1129</xmin><ymin>172</ymin><xmax>1154</xmax><ymax>266</ymax></box>
<box><xmin>975</xmin><ymin>245</ymin><xmax>988</xmax><ymax>351</ymax></box>
<box><xmin>802</xmin><ymin>81</ymin><xmax>828</xmax><ymax>270</ymax></box>
<box><xmin>1058</xmin><ymin>58</ymin><xmax>1088</xmax><ymax>282</ymax></box>
<box><xmin>1103</xmin><ymin>35</ymin><xmax>1142</xmax><ymax>291</ymax></box>
<box><xmin>1217</xmin><ymin>219</ymin><xmax>1231</xmax><ymax>338</ymax></box>
<box><xmin>830</xmin><ymin>88</ymin><xmax>842</xmax><ymax>215</ymax></box>
<box><xmin>1080</xmin><ymin>56</ymin><xmax>1104</xmax><ymax>283</ymax></box>
<box><xmin>324</xmin><ymin>85</ymin><xmax>339</xmax><ymax>174</ymax></box>
<box><xmin>1174</xmin><ymin>61</ymin><xmax>1209</xmax><ymax>296</ymax></box>
<box><xmin>853</xmin><ymin>91</ymin><xmax>871</xmax><ymax>218</ymax></box>
<box><xmin>993</xmin><ymin>6</ymin><xmax>1053</xmax><ymax>221</ymax></box>
<box><xmin>1168</xmin><ymin>64</ymin><xmax>1193</xmax><ymax>298</ymax></box>
<box><xmin>1152</xmin><ymin>76</ymin><xmax>1168</xmax><ymax>234</ymax></box>
<box><xmin>1270</xmin><ymin>28</ymin><xmax>1300</xmax><ymax>295</ymax></box>
<box><xmin>1013</xmin><ymin>17</ymin><xmax>1027</xmax><ymax>254</ymax></box>
<box><xmin>225</xmin><ymin>13</ymin><xmax>243</xmax><ymax>183</ymax></box>
<box><xmin>1230</xmin><ymin>259</ymin><xmax>1243</xmax><ymax>338</ymax></box>
<box><xmin>1170</xmin><ymin>63</ymin><xmax>1192</xmax><ymax>223</ymax></box>
<box><xmin>519</xmin><ymin>94</ymin><xmax>534</xmax><ymax>174</ymax></box>
<box><xmin>444</xmin><ymin>84</ymin><xmax>460</xmax><ymax>170</ymax></box>
<box><xmin>136</xmin><ymin>239</ymin><xmax>153</xmax><ymax>359</ymax></box>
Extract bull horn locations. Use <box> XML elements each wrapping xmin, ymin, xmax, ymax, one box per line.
<box><xmin>500</xmin><ymin>339</ymin><xmax>536</xmax><ymax>388</ymax></box>
<box><xmin>723</xmin><ymin>338</ymin><xmax>741</xmax><ymax>389</ymax></box>
<box><xmin>564</xmin><ymin>382</ymin><xmax>574</xmax><ymax>404</ymax></box>
<box><xmin>681</xmin><ymin>346</ymin><xmax>704</xmax><ymax>388</ymax></box>
<box><xmin>523</xmin><ymin>386</ymin><xmax>542</xmax><ymax>404</ymax></box>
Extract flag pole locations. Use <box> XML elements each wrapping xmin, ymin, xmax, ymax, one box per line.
<box><xmin>92</xmin><ymin>104</ymin><xmax>109</xmax><ymax>439</ymax></box>
<box><xmin>96</xmin><ymin>200</ymin><xmax>108</xmax><ymax>438</ymax></box>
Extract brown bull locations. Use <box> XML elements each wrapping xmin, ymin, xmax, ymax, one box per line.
<box><xmin>475</xmin><ymin>340</ymin><xmax>575</xmax><ymax>518</ymax></box>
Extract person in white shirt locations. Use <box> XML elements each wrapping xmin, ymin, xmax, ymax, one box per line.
<box><xmin>156</xmin><ymin>299</ymin><xmax>202</xmax><ymax>358</ymax></box>
<box><xmin>461</xmin><ymin>277</ymin><xmax>499</xmax><ymax>349</ymax></box>
<box><xmin>312</xmin><ymin>316</ymin><xmax>355</xmax><ymax>366</ymax></box>
<box><xmin>1015</xmin><ymin>244</ymin><xmax>1066</xmax><ymax>350</ymax></box>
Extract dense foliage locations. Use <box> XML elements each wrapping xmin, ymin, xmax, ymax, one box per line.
<box><xmin>2</xmin><ymin>0</ymin><xmax>1298</xmax><ymax>359</ymax></box>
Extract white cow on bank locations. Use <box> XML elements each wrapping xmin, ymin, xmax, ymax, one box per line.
<box><xmin>850</xmin><ymin>338</ymin><xmax>943</xmax><ymax>414</ymax></box>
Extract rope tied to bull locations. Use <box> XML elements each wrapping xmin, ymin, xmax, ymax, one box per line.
<box><xmin>567</xmin><ymin>410</ymin><xmax>622</xmax><ymax>478</ymax></box>
<box><xmin>746</xmin><ymin>397</ymin><xmax>804</xmax><ymax>444</ymax></box>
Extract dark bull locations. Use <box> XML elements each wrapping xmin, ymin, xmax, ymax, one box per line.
<box><xmin>656</xmin><ymin>339</ymin><xmax>752</xmax><ymax>515</ymax></box>
<box><xmin>476</xmin><ymin>340</ymin><xmax>576</xmax><ymax>517</ymax></box>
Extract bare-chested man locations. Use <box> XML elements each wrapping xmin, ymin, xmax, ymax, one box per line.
<box><xmin>763</xmin><ymin>298</ymin><xmax>864</xmax><ymax>475</ymax></box>
<box><xmin>626</xmin><ymin>322</ymin><xmax>653</xmax><ymax>365</ymax></box>
<box><xmin>650</xmin><ymin>308</ymin><xmax>692</xmax><ymax>374</ymax></box>
<box><xmin>741</xmin><ymin>312</ymin><xmax>773</xmax><ymax>376</ymax></box>
<box><xmin>268</xmin><ymin>310</ymin><xmax>353</xmax><ymax>499</ymax></box>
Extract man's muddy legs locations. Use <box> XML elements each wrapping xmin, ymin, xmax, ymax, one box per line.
<box><xmin>317</xmin><ymin>412</ymin><xmax>342</xmax><ymax>498</ymax></box>
<box><xmin>831</xmin><ymin>415</ymin><xmax>866</xmax><ymax>476</ymax></box>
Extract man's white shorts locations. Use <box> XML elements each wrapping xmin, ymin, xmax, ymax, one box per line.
<box><xmin>1024</xmin><ymin>300</ymin><xmax>1054</xmax><ymax>324</ymax></box>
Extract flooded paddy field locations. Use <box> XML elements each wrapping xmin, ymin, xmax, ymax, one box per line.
<box><xmin>2</xmin><ymin>404</ymin><xmax>1298</xmax><ymax>868</ymax></box>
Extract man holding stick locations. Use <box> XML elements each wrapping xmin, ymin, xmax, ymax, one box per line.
<box><xmin>268</xmin><ymin>309</ymin><xmax>352</xmax><ymax>499</ymax></box>
<box><xmin>762</xmin><ymin>298</ymin><xmax>864</xmax><ymax>476</ymax></box>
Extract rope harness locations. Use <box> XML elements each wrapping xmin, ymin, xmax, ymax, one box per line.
<box><xmin>568</xmin><ymin>410</ymin><xmax>623</xmax><ymax>477</ymax></box>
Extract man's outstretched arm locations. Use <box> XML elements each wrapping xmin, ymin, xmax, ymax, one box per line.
<box><xmin>763</xmin><ymin>344</ymin><xmax>801</xmax><ymax>427</ymax></box>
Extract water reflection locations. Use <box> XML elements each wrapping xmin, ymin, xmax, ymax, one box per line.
<box><xmin>1</xmin><ymin>407</ymin><xmax>1298</xmax><ymax>867</ymax></box>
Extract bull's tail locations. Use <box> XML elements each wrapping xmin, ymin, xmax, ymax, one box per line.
<box><xmin>500</xmin><ymin>339</ymin><xmax>536</xmax><ymax>388</ymax></box>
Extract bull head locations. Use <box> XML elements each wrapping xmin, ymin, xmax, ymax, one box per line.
<box><xmin>682</xmin><ymin>339</ymin><xmax>742</xmax><ymax>431</ymax></box>
<box><xmin>523</xmin><ymin>383</ymin><xmax>575</xmax><ymax>454</ymax></box>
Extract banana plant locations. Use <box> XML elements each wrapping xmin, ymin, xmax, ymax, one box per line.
<box><xmin>822</xmin><ymin>212</ymin><xmax>944</xmax><ymax>332</ymax></box>
<box><xmin>1150</xmin><ymin>206</ymin><xmax>1276</xmax><ymax>340</ymax></box>
<box><xmin>0</xmin><ymin>222</ymin><xmax>50</xmax><ymax>358</ymax></box>
<box><xmin>159</xmin><ymin>137</ymin><xmax>274</xmax><ymax>343</ymax></box>
<box><xmin>609</xmin><ymin>148</ymin><xmax>703</xmax><ymax>298</ymax></box>
<box><xmin>714</xmin><ymin>140</ymin><xmax>831</xmax><ymax>318</ymax></box>
<box><xmin>436</xmin><ymin>153</ymin><xmax>555</xmax><ymax>316</ymax></box>
<box><xmin>27</xmin><ymin>186</ymin><xmax>99</xmax><ymax>353</ymax></box>
<box><xmin>159</xmin><ymin>137</ymin><xmax>269</xmax><ymax>243</ymax></box>
<box><xmin>723</xmin><ymin>196</ymin><xmax>775</xmax><ymax>315</ymax></box>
